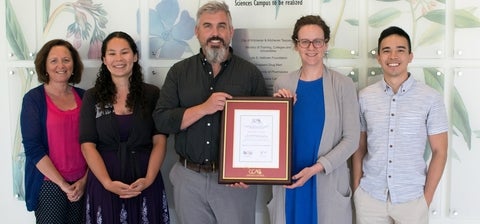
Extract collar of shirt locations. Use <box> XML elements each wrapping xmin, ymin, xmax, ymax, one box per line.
<box><xmin>381</xmin><ymin>72</ymin><xmax>415</xmax><ymax>96</ymax></box>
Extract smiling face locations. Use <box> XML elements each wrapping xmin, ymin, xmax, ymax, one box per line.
<box><xmin>377</xmin><ymin>34</ymin><xmax>413</xmax><ymax>79</ymax></box>
<box><xmin>195</xmin><ymin>10</ymin><xmax>233</xmax><ymax>63</ymax></box>
<box><xmin>102</xmin><ymin>37</ymin><xmax>138</xmax><ymax>78</ymax></box>
<box><xmin>46</xmin><ymin>46</ymin><xmax>74</xmax><ymax>84</ymax></box>
<box><xmin>295</xmin><ymin>24</ymin><xmax>328</xmax><ymax>67</ymax></box>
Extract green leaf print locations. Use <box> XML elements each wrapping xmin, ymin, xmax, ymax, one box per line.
<box><xmin>424</xmin><ymin>68</ymin><xmax>472</xmax><ymax>150</ymax></box>
<box><xmin>43</xmin><ymin>0</ymin><xmax>51</xmax><ymax>29</ymax></box>
<box><xmin>327</xmin><ymin>48</ymin><xmax>356</xmax><ymax>59</ymax></box>
<box><xmin>5</xmin><ymin>0</ymin><xmax>30</xmax><ymax>60</ymax></box>
<box><xmin>454</xmin><ymin>8</ymin><xmax>480</xmax><ymax>28</ymax></box>
<box><xmin>451</xmin><ymin>87</ymin><xmax>472</xmax><ymax>149</ymax></box>
<box><xmin>423</xmin><ymin>9</ymin><xmax>446</xmax><ymax>25</ymax></box>
<box><xmin>368</xmin><ymin>8</ymin><xmax>401</xmax><ymax>28</ymax></box>
<box><xmin>416</xmin><ymin>24</ymin><xmax>444</xmax><ymax>47</ymax></box>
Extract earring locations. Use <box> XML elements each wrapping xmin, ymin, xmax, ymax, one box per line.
<box><xmin>71</xmin><ymin>73</ymin><xmax>74</xmax><ymax>76</ymax></box>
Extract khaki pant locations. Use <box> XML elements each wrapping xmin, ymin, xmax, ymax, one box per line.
<box><xmin>353</xmin><ymin>187</ymin><xmax>428</xmax><ymax>224</ymax></box>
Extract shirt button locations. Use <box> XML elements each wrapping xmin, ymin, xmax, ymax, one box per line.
<box><xmin>389</xmin><ymin>145</ymin><xmax>393</xmax><ymax>148</ymax></box>
<box><xmin>207</xmin><ymin>123</ymin><xmax>211</xmax><ymax>126</ymax></box>
<box><xmin>389</xmin><ymin>160</ymin><xmax>392</xmax><ymax>163</ymax></box>
<box><xmin>210</xmin><ymin>87</ymin><xmax>214</xmax><ymax>90</ymax></box>
<box><xmin>390</xmin><ymin>129</ymin><xmax>394</xmax><ymax>132</ymax></box>
<box><xmin>388</xmin><ymin>175</ymin><xmax>392</xmax><ymax>178</ymax></box>
<box><xmin>392</xmin><ymin>98</ymin><xmax>396</xmax><ymax>102</ymax></box>
<box><xmin>206</xmin><ymin>141</ymin><xmax>210</xmax><ymax>145</ymax></box>
<box><xmin>391</xmin><ymin>113</ymin><xmax>395</xmax><ymax>116</ymax></box>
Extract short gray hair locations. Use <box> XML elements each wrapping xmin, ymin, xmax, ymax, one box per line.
<box><xmin>196</xmin><ymin>1</ymin><xmax>233</xmax><ymax>27</ymax></box>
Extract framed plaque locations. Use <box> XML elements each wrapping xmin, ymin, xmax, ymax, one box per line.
<box><xmin>219</xmin><ymin>97</ymin><xmax>292</xmax><ymax>184</ymax></box>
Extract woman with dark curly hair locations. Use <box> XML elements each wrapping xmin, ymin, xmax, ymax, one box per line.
<box><xmin>79</xmin><ymin>31</ymin><xmax>170</xmax><ymax>223</ymax></box>
<box><xmin>21</xmin><ymin>39</ymin><xmax>87</xmax><ymax>223</ymax></box>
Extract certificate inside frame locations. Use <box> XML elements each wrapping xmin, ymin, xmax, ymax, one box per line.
<box><xmin>219</xmin><ymin>97</ymin><xmax>292</xmax><ymax>184</ymax></box>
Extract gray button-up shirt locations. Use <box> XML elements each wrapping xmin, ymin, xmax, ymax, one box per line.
<box><xmin>153</xmin><ymin>48</ymin><xmax>267</xmax><ymax>164</ymax></box>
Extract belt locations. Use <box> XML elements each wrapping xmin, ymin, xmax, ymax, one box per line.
<box><xmin>179</xmin><ymin>157</ymin><xmax>217</xmax><ymax>173</ymax></box>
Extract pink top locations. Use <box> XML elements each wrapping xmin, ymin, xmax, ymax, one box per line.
<box><xmin>46</xmin><ymin>89</ymin><xmax>87</xmax><ymax>182</ymax></box>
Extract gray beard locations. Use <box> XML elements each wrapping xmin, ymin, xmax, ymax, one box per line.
<box><xmin>204</xmin><ymin>46</ymin><xmax>227</xmax><ymax>64</ymax></box>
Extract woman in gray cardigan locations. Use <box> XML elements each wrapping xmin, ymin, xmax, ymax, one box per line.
<box><xmin>268</xmin><ymin>15</ymin><xmax>360</xmax><ymax>224</ymax></box>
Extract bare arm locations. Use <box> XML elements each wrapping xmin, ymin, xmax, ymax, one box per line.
<box><xmin>36</xmin><ymin>156</ymin><xmax>72</xmax><ymax>194</ymax></box>
<box><xmin>81</xmin><ymin>142</ymin><xmax>110</xmax><ymax>186</ymax></box>
<box><xmin>130</xmin><ymin>134</ymin><xmax>167</xmax><ymax>191</ymax></box>
<box><xmin>180</xmin><ymin>92</ymin><xmax>232</xmax><ymax>130</ymax></box>
<box><xmin>424</xmin><ymin>132</ymin><xmax>448</xmax><ymax>206</ymax></box>
<box><xmin>145</xmin><ymin>134</ymin><xmax>167</xmax><ymax>184</ymax></box>
<box><xmin>351</xmin><ymin>131</ymin><xmax>367</xmax><ymax>191</ymax></box>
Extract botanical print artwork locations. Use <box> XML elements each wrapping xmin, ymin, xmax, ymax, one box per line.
<box><xmin>43</xmin><ymin>1</ymin><xmax>108</xmax><ymax>59</ymax></box>
<box><xmin>449</xmin><ymin>70</ymin><xmax>480</xmax><ymax>219</ymax></box>
<box><xmin>8</xmin><ymin>68</ymin><xmax>37</xmax><ymax>201</ymax></box>
<box><xmin>448</xmin><ymin>69</ymin><xmax>480</xmax><ymax>157</ymax></box>
<box><xmin>148</xmin><ymin>0</ymin><xmax>196</xmax><ymax>59</ymax></box>
<box><xmin>320</xmin><ymin>0</ymin><xmax>360</xmax><ymax>59</ymax></box>
<box><xmin>7</xmin><ymin>0</ymin><xmax>109</xmax><ymax>61</ymax></box>
<box><xmin>362</xmin><ymin>0</ymin><xmax>480</xmax><ymax>53</ymax></box>
<box><xmin>6</xmin><ymin>0</ymin><xmax>39</xmax><ymax>201</ymax></box>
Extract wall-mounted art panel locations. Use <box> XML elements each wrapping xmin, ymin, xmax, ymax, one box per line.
<box><xmin>147</xmin><ymin>0</ymin><xmax>312</xmax><ymax>60</ymax></box>
<box><xmin>41</xmin><ymin>0</ymin><xmax>139</xmax><ymax>60</ymax></box>
<box><xmin>331</xmin><ymin>66</ymin><xmax>358</xmax><ymax>89</ymax></box>
<box><xmin>5</xmin><ymin>0</ymin><xmax>38</xmax><ymax>61</ymax></box>
<box><xmin>147</xmin><ymin>67</ymin><xmax>170</xmax><ymax>88</ymax></box>
<box><xmin>366</xmin><ymin>67</ymin><xmax>445</xmax><ymax>89</ymax></box>
<box><xmin>317</xmin><ymin>0</ymin><xmax>359</xmax><ymax>59</ymax></box>
<box><xmin>76</xmin><ymin>66</ymin><xmax>165</xmax><ymax>92</ymax></box>
<box><xmin>449</xmin><ymin>68</ymin><xmax>480</xmax><ymax>220</ymax></box>
<box><xmin>227</xmin><ymin>0</ymin><xmax>312</xmax><ymax>29</ymax></box>
<box><xmin>453</xmin><ymin>0</ymin><xmax>480</xmax><ymax>59</ymax></box>
<box><xmin>147</xmin><ymin>0</ymin><xmax>199</xmax><ymax>60</ymax></box>
<box><xmin>8</xmin><ymin>67</ymin><xmax>39</xmax><ymax>201</ymax></box>
<box><xmin>232</xmin><ymin>28</ymin><xmax>299</xmax><ymax>95</ymax></box>
<box><xmin>76</xmin><ymin>67</ymin><xmax>100</xmax><ymax>91</ymax></box>
<box><xmin>367</xmin><ymin>0</ymin><xmax>446</xmax><ymax>59</ymax></box>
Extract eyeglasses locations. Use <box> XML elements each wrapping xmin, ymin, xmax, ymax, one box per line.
<box><xmin>296</xmin><ymin>39</ymin><xmax>326</xmax><ymax>48</ymax></box>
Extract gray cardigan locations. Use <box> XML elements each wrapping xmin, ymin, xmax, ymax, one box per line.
<box><xmin>267</xmin><ymin>67</ymin><xmax>360</xmax><ymax>224</ymax></box>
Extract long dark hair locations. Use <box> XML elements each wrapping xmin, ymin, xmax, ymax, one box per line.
<box><xmin>94</xmin><ymin>31</ymin><xmax>146</xmax><ymax>114</ymax></box>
